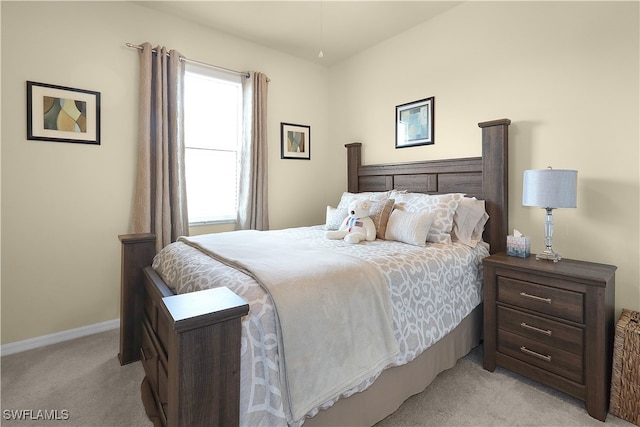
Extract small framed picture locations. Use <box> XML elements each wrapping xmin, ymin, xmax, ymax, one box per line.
<box><xmin>280</xmin><ymin>122</ymin><xmax>310</xmax><ymax>160</ymax></box>
<box><xmin>27</xmin><ymin>81</ymin><xmax>101</xmax><ymax>145</ymax></box>
<box><xmin>395</xmin><ymin>97</ymin><xmax>434</xmax><ymax>148</ymax></box>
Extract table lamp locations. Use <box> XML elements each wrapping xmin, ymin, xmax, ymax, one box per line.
<box><xmin>522</xmin><ymin>167</ymin><xmax>577</xmax><ymax>262</ymax></box>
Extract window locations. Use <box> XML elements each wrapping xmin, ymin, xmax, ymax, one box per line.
<box><xmin>184</xmin><ymin>63</ymin><xmax>242</xmax><ymax>225</ymax></box>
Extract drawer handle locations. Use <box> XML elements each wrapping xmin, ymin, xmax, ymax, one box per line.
<box><xmin>520</xmin><ymin>322</ymin><xmax>553</xmax><ymax>336</ymax></box>
<box><xmin>519</xmin><ymin>292</ymin><xmax>552</xmax><ymax>304</ymax></box>
<box><xmin>520</xmin><ymin>346</ymin><xmax>552</xmax><ymax>362</ymax></box>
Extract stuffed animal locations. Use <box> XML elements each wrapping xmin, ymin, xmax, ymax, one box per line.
<box><xmin>325</xmin><ymin>199</ymin><xmax>376</xmax><ymax>244</ymax></box>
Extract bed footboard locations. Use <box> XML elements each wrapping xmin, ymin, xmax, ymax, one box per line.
<box><xmin>119</xmin><ymin>233</ymin><xmax>156</xmax><ymax>365</ymax></box>
<box><xmin>118</xmin><ymin>234</ymin><xmax>249</xmax><ymax>427</ymax></box>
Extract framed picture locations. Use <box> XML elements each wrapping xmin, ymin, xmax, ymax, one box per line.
<box><xmin>27</xmin><ymin>81</ymin><xmax>101</xmax><ymax>145</ymax></box>
<box><xmin>280</xmin><ymin>122</ymin><xmax>310</xmax><ymax>160</ymax></box>
<box><xmin>395</xmin><ymin>97</ymin><xmax>434</xmax><ymax>148</ymax></box>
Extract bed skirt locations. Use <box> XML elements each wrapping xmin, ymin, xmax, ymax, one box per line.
<box><xmin>304</xmin><ymin>304</ymin><xmax>482</xmax><ymax>426</ymax></box>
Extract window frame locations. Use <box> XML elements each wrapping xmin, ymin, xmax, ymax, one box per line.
<box><xmin>183</xmin><ymin>63</ymin><xmax>243</xmax><ymax>226</ymax></box>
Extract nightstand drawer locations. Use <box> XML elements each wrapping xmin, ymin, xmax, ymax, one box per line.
<box><xmin>497</xmin><ymin>306</ymin><xmax>584</xmax><ymax>355</ymax></box>
<box><xmin>497</xmin><ymin>276</ymin><xmax>584</xmax><ymax>323</ymax></box>
<box><xmin>498</xmin><ymin>329</ymin><xmax>583</xmax><ymax>384</ymax></box>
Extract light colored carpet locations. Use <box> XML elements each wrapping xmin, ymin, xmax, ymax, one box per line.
<box><xmin>375</xmin><ymin>348</ymin><xmax>635</xmax><ymax>427</ymax></box>
<box><xmin>1</xmin><ymin>329</ymin><xmax>151</xmax><ymax>427</ymax></box>
<box><xmin>1</xmin><ymin>328</ymin><xmax>635</xmax><ymax>427</ymax></box>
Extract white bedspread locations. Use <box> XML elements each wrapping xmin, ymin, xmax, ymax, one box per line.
<box><xmin>153</xmin><ymin>226</ymin><xmax>489</xmax><ymax>426</ymax></box>
<box><xmin>177</xmin><ymin>231</ymin><xmax>399</xmax><ymax>421</ymax></box>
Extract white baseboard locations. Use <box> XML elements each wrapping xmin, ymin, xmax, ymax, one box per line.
<box><xmin>1</xmin><ymin>318</ymin><xmax>120</xmax><ymax>357</ymax></box>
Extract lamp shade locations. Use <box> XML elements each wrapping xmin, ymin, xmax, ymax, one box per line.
<box><xmin>522</xmin><ymin>168</ymin><xmax>577</xmax><ymax>208</ymax></box>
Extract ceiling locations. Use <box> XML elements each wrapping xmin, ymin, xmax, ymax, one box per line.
<box><xmin>134</xmin><ymin>1</ymin><xmax>463</xmax><ymax>66</ymax></box>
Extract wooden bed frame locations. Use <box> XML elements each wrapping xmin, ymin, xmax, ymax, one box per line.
<box><xmin>118</xmin><ymin>118</ymin><xmax>511</xmax><ymax>427</ymax></box>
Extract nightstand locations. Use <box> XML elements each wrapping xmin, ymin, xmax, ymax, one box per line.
<box><xmin>482</xmin><ymin>253</ymin><xmax>616</xmax><ymax>421</ymax></box>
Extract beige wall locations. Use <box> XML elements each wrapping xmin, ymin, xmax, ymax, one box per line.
<box><xmin>1</xmin><ymin>1</ymin><xmax>638</xmax><ymax>345</ymax></box>
<box><xmin>1</xmin><ymin>1</ymin><xmax>333</xmax><ymax>344</ymax></box>
<box><xmin>329</xmin><ymin>1</ymin><xmax>640</xmax><ymax>315</ymax></box>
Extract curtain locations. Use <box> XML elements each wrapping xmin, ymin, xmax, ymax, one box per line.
<box><xmin>237</xmin><ymin>72</ymin><xmax>270</xmax><ymax>230</ymax></box>
<box><xmin>131</xmin><ymin>43</ymin><xmax>189</xmax><ymax>252</ymax></box>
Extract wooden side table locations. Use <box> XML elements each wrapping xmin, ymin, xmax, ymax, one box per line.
<box><xmin>483</xmin><ymin>253</ymin><xmax>616</xmax><ymax>421</ymax></box>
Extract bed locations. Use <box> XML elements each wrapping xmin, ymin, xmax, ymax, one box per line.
<box><xmin>118</xmin><ymin>118</ymin><xmax>511</xmax><ymax>427</ymax></box>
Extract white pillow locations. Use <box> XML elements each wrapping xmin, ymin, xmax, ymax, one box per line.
<box><xmin>452</xmin><ymin>197</ymin><xmax>489</xmax><ymax>247</ymax></box>
<box><xmin>392</xmin><ymin>192</ymin><xmax>464</xmax><ymax>244</ymax></box>
<box><xmin>325</xmin><ymin>206</ymin><xmax>347</xmax><ymax>230</ymax></box>
<box><xmin>384</xmin><ymin>209</ymin><xmax>434</xmax><ymax>246</ymax></box>
<box><xmin>389</xmin><ymin>189</ymin><xmax>408</xmax><ymax>199</ymax></box>
<box><xmin>336</xmin><ymin>191</ymin><xmax>390</xmax><ymax>209</ymax></box>
<box><xmin>472</xmin><ymin>212</ymin><xmax>489</xmax><ymax>243</ymax></box>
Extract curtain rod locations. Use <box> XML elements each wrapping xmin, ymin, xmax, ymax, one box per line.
<box><xmin>125</xmin><ymin>43</ymin><xmax>251</xmax><ymax>79</ymax></box>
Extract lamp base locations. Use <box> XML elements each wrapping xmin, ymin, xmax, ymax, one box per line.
<box><xmin>536</xmin><ymin>249</ymin><xmax>561</xmax><ymax>263</ymax></box>
<box><xmin>536</xmin><ymin>207</ymin><xmax>562</xmax><ymax>262</ymax></box>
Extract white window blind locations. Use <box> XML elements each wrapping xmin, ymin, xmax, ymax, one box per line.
<box><xmin>184</xmin><ymin>63</ymin><xmax>242</xmax><ymax>225</ymax></box>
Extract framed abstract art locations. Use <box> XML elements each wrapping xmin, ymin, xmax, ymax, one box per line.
<box><xmin>395</xmin><ymin>97</ymin><xmax>434</xmax><ymax>148</ymax></box>
<box><xmin>27</xmin><ymin>81</ymin><xmax>101</xmax><ymax>145</ymax></box>
<box><xmin>280</xmin><ymin>122</ymin><xmax>310</xmax><ymax>160</ymax></box>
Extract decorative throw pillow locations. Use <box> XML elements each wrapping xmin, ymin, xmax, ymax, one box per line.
<box><xmin>325</xmin><ymin>206</ymin><xmax>348</xmax><ymax>230</ymax></box>
<box><xmin>368</xmin><ymin>198</ymin><xmax>395</xmax><ymax>239</ymax></box>
<box><xmin>452</xmin><ymin>197</ymin><xmax>489</xmax><ymax>247</ymax></box>
<box><xmin>392</xmin><ymin>192</ymin><xmax>464</xmax><ymax>244</ymax></box>
<box><xmin>384</xmin><ymin>208</ymin><xmax>434</xmax><ymax>246</ymax></box>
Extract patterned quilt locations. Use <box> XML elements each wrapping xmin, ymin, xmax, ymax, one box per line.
<box><xmin>152</xmin><ymin>226</ymin><xmax>489</xmax><ymax>426</ymax></box>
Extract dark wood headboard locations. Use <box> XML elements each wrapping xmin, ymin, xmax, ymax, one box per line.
<box><xmin>345</xmin><ymin>118</ymin><xmax>510</xmax><ymax>254</ymax></box>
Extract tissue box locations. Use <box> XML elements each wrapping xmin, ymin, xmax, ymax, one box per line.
<box><xmin>506</xmin><ymin>235</ymin><xmax>530</xmax><ymax>258</ymax></box>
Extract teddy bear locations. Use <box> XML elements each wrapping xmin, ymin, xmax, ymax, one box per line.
<box><xmin>325</xmin><ymin>199</ymin><xmax>376</xmax><ymax>244</ymax></box>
